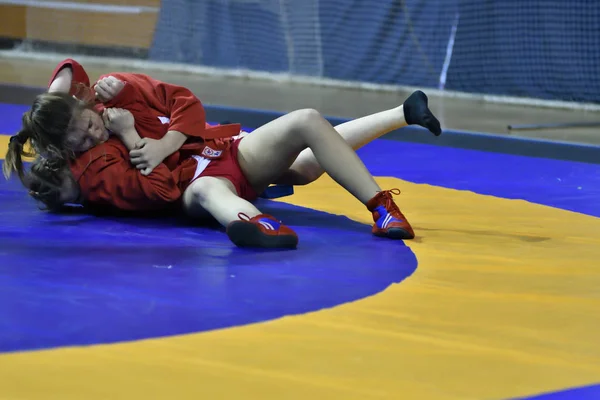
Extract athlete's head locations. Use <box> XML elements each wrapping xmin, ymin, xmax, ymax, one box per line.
<box><xmin>26</xmin><ymin>156</ymin><xmax>81</xmax><ymax>211</ymax></box>
<box><xmin>3</xmin><ymin>90</ymin><xmax>108</xmax><ymax>183</ymax></box>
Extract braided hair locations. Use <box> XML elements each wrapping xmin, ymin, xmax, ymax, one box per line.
<box><xmin>26</xmin><ymin>156</ymin><xmax>80</xmax><ymax>211</ymax></box>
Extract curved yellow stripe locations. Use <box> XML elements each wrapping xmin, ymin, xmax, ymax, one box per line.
<box><xmin>1</xmin><ymin>175</ymin><xmax>599</xmax><ymax>399</ymax></box>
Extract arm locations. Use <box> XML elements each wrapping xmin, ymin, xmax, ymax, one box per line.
<box><xmin>112</xmin><ymin>73</ymin><xmax>240</xmax><ymax>141</ymax></box>
<box><xmin>74</xmin><ymin>143</ymin><xmax>181</xmax><ymax>211</ymax></box>
<box><xmin>159</xmin><ymin>130</ymin><xmax>187</xmax><ymax>156</ymax></box>
<box><xmin>101</xmin><ymin>73</ymin><xmax>240</xmax><ymax>142</ymax></box>
<box><xmin>48</xmin><ymin>68</ymin><xmax>73</xmax><ymax>93</ymax></box>
<box><xmin>99</xmin><ymin>74</ymin><xmax>237</xmax><ymax>174</ymax></box>
<box><xmin>128</xmin><ymin>130</ymin><xmax>186</xmax><ymax>176</ymax></box>
<box><xmin>101</xmin><ymin>108</ymin><xmax>142</xmax><ymax>150</ymax></box>
<box><xmin>157</xmin><ymin>83</ymin><xmax>205</xmax><ymax>140</ymax></box>
<box><xmin>102</xmin><ymin>107</ymin><xmax>181</xmax><ymax>176</ymax></box>
<box><xmin>156</xmin><ymin>82</ymin><xmax>240</xmax><ymax>139</ymax></box>
<box><xmin>95</xmin><ymin>74</ymin><xmax>190</xmax><ymax>159</ymax></box>
<box><xmin>47</xmin><ymin>59</ymin><xmax>91</xmax><ymax>94</ymax></box>
<box><xmin>137</xmin><ymin>81</ymin><xmax>229</xmax><ymax>172</ymax></box>
<box><xmin>95</xmin><ymin>73</ymin><xmax>194</xmax><ymax>140</ymax></box>
<box><xmin>117</xmin><ymin>128</ymin><xmax>144</xmax><ymax>151</ymax></box>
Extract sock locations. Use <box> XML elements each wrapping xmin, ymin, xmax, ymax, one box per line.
<box><xmin>403</xmin><ymin>90</ymin><xmax>442</xmax><ymax>136</ymax></box>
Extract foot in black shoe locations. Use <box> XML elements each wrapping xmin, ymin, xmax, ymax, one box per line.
<box><xmin>403</xmin><ymin>90</ymin><xmax>442</xmax><ymax>136</ymax></box>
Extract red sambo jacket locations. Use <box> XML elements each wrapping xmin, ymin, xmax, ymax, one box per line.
<box><xmin>47</xmin><ymin>59</ymin><xmax>241</xmax><ymax>211</ymax></box>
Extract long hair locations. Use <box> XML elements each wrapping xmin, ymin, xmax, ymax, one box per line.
<box><xmin>3</xmin><ymin>90</ymin><xmax>93</xmax><ymax>184</ymax></box>
<box><xmin>26</xmin><ymin>156</ymin><xmax>74</xmax><ymax>212</ymax></box>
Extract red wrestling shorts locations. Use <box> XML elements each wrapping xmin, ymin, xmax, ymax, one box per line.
<box><xmin>181</xmin><ymin>138</ymin><xmax>258</xmax><ymax>202</ymax></box>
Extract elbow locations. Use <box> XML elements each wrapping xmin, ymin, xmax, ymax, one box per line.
<box><xmin>145</xmin><ymin>179</ymin><xmax>182</xmax><ymax>204</ymax></box>
<box><xmin>158</xmin><ymin>190</ymin><xmax>181</xmax><ymax>204</ymax></box>
<box><xmin>138</xmin><ymin>165</ymin><xmax>182</xmax><ymax>206</ymax></box>
<box><xmin>147</xmin><ymin>186</ymin><xmax>181</xmax><ymax>204</ymax></box>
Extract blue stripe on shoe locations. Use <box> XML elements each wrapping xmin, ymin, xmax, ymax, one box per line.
<box><xmin>257</xmin><ymin>217</ymin><xmax>281</xmax><ymax>231</ymax></box>
<box><xmin>374</xmin><ymin>206</ymin><xmax>403</xmax><ymax>229</ymax></box>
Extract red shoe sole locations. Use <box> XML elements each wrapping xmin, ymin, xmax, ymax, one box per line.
<box><xmin>373</xmin><ymin>227</ymin><xmax>415</xmax><ymax>240</ymax></box>
<box><xmin>227</xmin><ymin>221</ymin><xmax>298</xmax><ymax>249</ymax></box>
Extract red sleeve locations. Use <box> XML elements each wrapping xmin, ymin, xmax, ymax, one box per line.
<box><xmin>157</xmin><ymin>80</ymin><xmax>242</xmax><ymax>139</ymax></box>
<box><xmin>155</xmin><ymin>82</ymin><xmax>208</xmax><ymax>135</ymax></box>
<box><xmin>71</xmin><ymin>141</ymin><xmax>181</xmax><ymax>211</ymax></box>
<box><xmin>101</xmin><ymin>73</ymin><xmax>241</xmax><ymax>140</ymax></box>
<box><xmin>122</xmin><ymin>73</ymin><xmax>210</xmax><ymax>136</ymax></box>
<box><xmin>48</xmin><ymin>58</ymin><xmax>91</xmax><ymax>94</ymax></box>
<box><xmin>99</xmin><ymin>75</ymin><xmax>142</xmax><ymax>109</ymax></box>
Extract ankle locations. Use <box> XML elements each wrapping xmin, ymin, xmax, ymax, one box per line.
<box><xmin>365</xmin><ymin>189</ymin><xmax>401</xmax><ymax>211</ymax></box>
<box><xmin>394</xmin><ymin>106</ymin><xmax>407</xmax><ymax>124</ymax></box>
<box><xmin>365</xmin><ymin>190</ymin><xmax>384</xmax><ymax>211</ymax></box>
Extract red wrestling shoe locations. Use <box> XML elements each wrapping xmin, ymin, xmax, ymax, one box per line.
<box><xmin>226</xmin><ymin>213</ymin><xmax>299</xmax><ymax>249</ymax></box>
<box><xmin>366</xmin><ymin>189</ymin><xmax>415</xmax><ymax>240</ymax></box>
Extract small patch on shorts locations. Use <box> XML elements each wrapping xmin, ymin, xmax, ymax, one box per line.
<box><xmin>202</xmin><ymin>146</ymin><xmax>223</xmax><ymax>158</ymax></box>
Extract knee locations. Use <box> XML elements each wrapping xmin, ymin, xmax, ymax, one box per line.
<box><xmin>288</xmin><ymin>108</ymin><xmax>325</xmax><ymax>133</ymax></box>
<box><xmin>187</xmin><ymin>176</ymin><xmax>238</xmax><ymax>205</ymax></box>
<box><xmin>294</xmin><ymin>108</ymin><xmax>323</xmax><ymax>121</ymax></box>
<box><xmin>292</xmin><ymin>163</ymin><xmax>323</xmax><ymax>185</ymax></box>
<box><xmin>187</xmin><ymin>177</ymin><xmax>219</xmax><ymax>205</ymax></box>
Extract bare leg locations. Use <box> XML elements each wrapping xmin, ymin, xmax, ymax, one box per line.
<box><xmin>278</xmin><ymin>106</ymin><xmax>407</xmax><ymax>185</ymax></box>
<box><xmin>182</xmin><ymin>176</ymin><xmax>261</xmax><ymax>226</ymax></box>
<box><xmin>333</xmin><ymin>107</ymin><xmax>407</xmax><ymax>149</ymax></box>
<box><xmin>236</xmin><ymin>109</ymin><xmax>381</xmax><ymax>205</ymax></box>
<box><xmin>279</xmin><ymin>90</ymin><xmax>441</xmax><ymax>185</ymax></box>
<box><xmin>184</xmin><ymin>91</ymin><xmax>440</xmax><ymax>247</ymax></box>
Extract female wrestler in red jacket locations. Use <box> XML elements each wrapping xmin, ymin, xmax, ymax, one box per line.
<box><xmin>5</xmin><ymin>59</ymin><xmax>442</xmax><ymax>249</ymax></box>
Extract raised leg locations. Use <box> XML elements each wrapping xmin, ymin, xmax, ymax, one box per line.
<box><xmin>279</xmin><ymin>90</ymin><xmax>441</xmax><ymax>185</ymax></box>
<box><xmin>236</xmin><ymin>109</ymin><xmax>381</xmax><ymax>204</ymax></box>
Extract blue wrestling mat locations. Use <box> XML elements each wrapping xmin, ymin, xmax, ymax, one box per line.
<box><xmin>1</xmin><ymin>101</ymin><xmax>599</xmax><ymax>399</ymax></box>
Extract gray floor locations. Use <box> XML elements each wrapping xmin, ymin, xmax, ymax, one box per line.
<box><xmin>2</xmin><ymin>56</ymin><xmax>599</xmax><ymax>145</ymax></box>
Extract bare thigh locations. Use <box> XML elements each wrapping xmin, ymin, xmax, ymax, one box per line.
<box><xmin>236</xmin><ymin>109</ymin><xmax>318</xmax><ymax>192</ymax></box>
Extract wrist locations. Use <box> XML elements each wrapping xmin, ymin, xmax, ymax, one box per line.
<box><xmin>113</xmin><ymin>128</ymin><xmax>132</xmax><ymax>138</ymax></box>
<box><xmin>159</xmin><ymin>136</ymin><xmax>178</xmax><ymax>155</ymax></box>
<box><xmin>161</xmin><ymin>131</ymin><xmax>187</xmax><ymax>155</ymax></box>
<box><xmin>117</xmin><ymin>127</ymin><xmax>142</xmax><ymax>150</ymax></box>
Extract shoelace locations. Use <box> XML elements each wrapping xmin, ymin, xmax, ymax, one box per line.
<box><xmin>237</xmin><ymin>212</ymin><xmax>282</xmax><ymax>223</ymax></box>
<box><xmin>382</xmin><ymin>188</ymin><xmax>402</xmax><ymax>216</ymax></box>
<box><xmin>238</xmin><ymin>212</ymin><xmax>251</xmax><ymax>221</ymax></box>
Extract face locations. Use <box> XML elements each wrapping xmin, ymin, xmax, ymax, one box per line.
<box><xmin>66</xmin><ymin>108</ymin><xmax>109</xmax><ymax>152</ymax></box>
